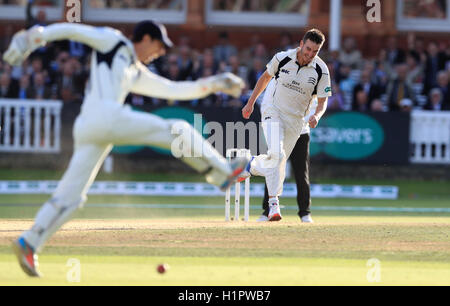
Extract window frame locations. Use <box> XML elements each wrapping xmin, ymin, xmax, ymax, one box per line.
<box><xmin>82</xmin><ymin>0</ymin><xmax>188</xmax><ymax>24</ymax></box>
<box><xmin>0</xmin><ymin>1</ymin><xmax>63</xmax><ymax>21</ymax></box>
<box><xmin>205</xmin><ymin>0</ymin><xmax>310</xmax><ymax>27</ymax></box>
<box><xmin>397</xmin><ymin>0</ymin><xmax>450</xmax><ymax>32</ymax></box>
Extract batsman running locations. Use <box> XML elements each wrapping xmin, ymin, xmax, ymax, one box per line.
<box><xmin>3</xmin><ymin>20</ymin><xmax>249</xmax><ymax>277</ymax></box>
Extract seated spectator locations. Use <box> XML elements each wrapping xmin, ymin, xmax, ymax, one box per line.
<box><xmin>213</xmin><ymin>32</ymin><xmax>237</xmax><ymax>64</ymax></box>
<box><xmin>407</xmin><ymin>34</ymin><xmax>428</xmax><ymax>68</ymax></box>
<box><xmin>166</xmin><ymin>58</ymin><xmax>182</xmax><ymax>106</ymax></box>
<box><xmin>327</xmin><ymin>50</ymin><xmax>341</xmax><ymax>83</ymax></box>
<box><xmin>226</xmin><ymin>55</ymin><xmax>245</xmax><ymax>79</ymax></box>
<box><xmin>338</xmin><ymin>64</ymin><xmax>356</xmax><ymax>107</ymax></box>
<box><xmin>326</xmin><ymin>60</ymin><xmax>337</xmax><ymax>85</ymax></box>
<box><xmin>386</xmin><ymin>36</ymin><xmax>406</xmax><ymax>66</ymax></box>
<box><xmin>11</xmin><ymin>58</ymin><xmax>29</xmax><ymax>81</ymax></box>
<box><xmin>30</xmin><ymin>56</ymin><xmax>44</xmax><ymax>74</ymax></box>
<box><xmin>194</xmin><ymin>48</ymin><xmax>217</xmax><ymax>79</ymax></box>
<box><xmin>247</xmin><ymin>57</ymin><xmax>265</xmax><ymax>89</ymax></box>
<box><xmin>253</xmin><ymin>43</ymin><xmax>269</xmax><ymax>63</ymax></box>
<box><xmin>28</xmin><ymin>56</ymin><xmax>47</xmax><ymax>86</ymax></box>
<box><xmin>436</xmin><ymin>70</ymin><xmax>449</xmax><ymax>107</ymax></box>
<box><xmin>327</xmin><ymin>82</ymin><xmax>345</xmax><ymax>111</ymax></box>
<box><xmin>0</xmin><ymin>72</ymin><xmax>18</xmax><ymax>98</ymax></box>
<box><xmin>375</xmin><ymin>49</ymin><xmax>393</xmax><ymax>87</ymax></box>
<box><xmin>17</xmin><ymin>74</ymin><xmax>33</xmax><ymax>100</ymax></box>
<box><xmin>48</xmin><ymin>51</ymin><xmax>70</xmax><ymax>83</ymax></box>
<box><xmin>399</xmin><ymin>98</ymin><xmax>414</xmax><ymax>113</ymax></box>
<box><xmin>31</xmin><ymin>72</ymin><xmax>53</xmax><ymax>100</ymax></box>
<box><xmin>276</xmin><ymin>32</ymin><xmax>294</xmax><ymax>53</ymax></box>
<box><xmin>352</xmin><ymin>88</ymin><xmax>370</xmax><ymax>112</ymax></box>
<box><xmin>405</xmin><ymin>51</ymin><xmax>424</xmax><ymax>84</ymax></box>
<box><xmin>217</xmin><ymin>60</ymin><xmax>228</xmax><ymax>74</ymax></box>
<box><xmin>423</xmin><ymin>42</ymin><xmax>447</xmax><ymax>95</ymax></box>
<box><xmin>191</xmin><ymin>67</ymin><xmax>218</xmax><ymax>107</ymax></box>
<box><xmin>339</xmin><ymin>37</ymin><xmax>362</xmax><ymax>70</ymax></box>
<box><xmin>177</xmin><ymin>45</ymin><xmax>194</xmax><ymax>81</ymax></box>
<box><xmin>162</xmin><ymin>54</ymin><xmax>180</xmax><ymax>79</ymax></box>
<box><xmin>241</xmin><ymin>34</ymin><xmax>261</xmax><ymax>64</ymax></box>
<box><xmin>386</xmin><ymin>63</ymin><xmax>417</xmax><ymax>111</ymax></box>
<box><xmin>385</xmin><ymin>36</ymin><xmax>406</xmax><ymax>66</ymax></box>
<box><xmin>370</xmin><ymin>99</ymin><xmax>386</xmax><ymax>112</ymax></box>
<box><xmin>361</xmin><ymin>60</ymin><xmax>380</xmax><ymax>85</ymax></box>
<box><xmin>352</xmin><ymin>69</ymin><xmax>383</xmax><ymax>108</ymax></box>
<box><xmin>424</xmin><ymin>88</ymin><xmax>449</xmax><ymax>111</ymax></box>
<box><xmin>55</xmin><ymin>58</ymin><xmax>83</xmax><ymax>103</ymax></box>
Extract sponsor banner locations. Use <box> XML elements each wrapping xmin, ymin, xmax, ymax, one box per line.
<box><xmin>110</xmin><ymin>105</ymin><xmax>266</xmax><ymax>158</ymax></box>
<box><xmin>0</xmin><ymin>181</ymin><xmax>398</xmax><ymax>199</ymax></box>
<box><xmin>310</xmin><ymin>111</ymin><xmax>410</xmax><ymax>164</ymax></box>
<box><xmin>59</xmin><ymin>105</ymin><xmax>410</xmax><ymax>164</ymax></box>
<box><xmin>111</xmin><ymin>107</ymin><xmax>410</xmax><ymax>164</ymax></box>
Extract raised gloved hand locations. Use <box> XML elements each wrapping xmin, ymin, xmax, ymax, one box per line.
<box><xmin>205</xmin><ymin>72</ymin><xmax>245</xmax><ymax>98</ymax></box>
<box><xmin>3</xmin><ymin>26</ymin><xmax>46</xmax><ymax>66</ymax></box>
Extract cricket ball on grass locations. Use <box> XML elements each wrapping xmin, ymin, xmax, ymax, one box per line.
<box><xmin>157</xmin><ymin>263</ymin><xmax>169</xmax><ymax>274</ymax></box>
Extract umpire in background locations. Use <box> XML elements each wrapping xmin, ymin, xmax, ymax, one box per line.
<box><xmin>259</xmin><ymin>112</ymin><xmax>314</xmax><ymax>223</ymax></box>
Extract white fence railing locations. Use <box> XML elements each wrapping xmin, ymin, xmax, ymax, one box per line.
<box><xmin>410</xmin><ymin>111</ymin><xmax>450</xmax><ymax>164</ymax></box>
<box><xmin>0</xmin><ymin>99</ymin><xmax>63</xmax><ymax>153</ymax></box>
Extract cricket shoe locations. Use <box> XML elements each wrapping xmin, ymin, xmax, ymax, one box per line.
<box><xmin>12</xmin><ymin>237</ymin><xmax>41</xmax><ymax>277</ymax></box>
<box><xmin>237</xmin><ymin>156</ymin><xmax>254</xmax><ymax>183</ymax></box>
<box><xmin>301</xmin><ymin>214</ymin><xmax>314</xmax><ymax>223</ymax></box>
<box><xmin>268</xmin><ymin>202</ymin><xmax>282</xmax><ymax>221</ymax></box>
<box><xmin>219</xmin><ymin>155</ymin><xmax>251</xmax><ymax>192</ymax></box>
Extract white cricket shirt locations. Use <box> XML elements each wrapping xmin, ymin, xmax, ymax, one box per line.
<box><xmin>265</xmin><ymin>48</ymin><xmax>331</xmax><ymax>117</ymax></box>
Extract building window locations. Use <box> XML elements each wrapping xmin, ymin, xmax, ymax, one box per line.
<box><xmin>0</xmin><ymin>0</ymin><xmax>62</xmax><ymax>21</ymax></box>
<box><xmin>206</xmin><ymin>0</ymin><xmax>310</xmax><ymax>27</ymax></box>
<box><xmin>83</xmin><ymin>0</ymin><xmax>187</xmax><ymax>24</ymax></box>
<box><xmin>397</xmin><ymin>0</ymin><xmax>450</xmax><ymax>32</ymax></box>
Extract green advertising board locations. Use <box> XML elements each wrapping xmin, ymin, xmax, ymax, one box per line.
<box><xmin>310</xmin><ymin>112</ymin><xmax>385</xmax><ymax>160</ymax></box>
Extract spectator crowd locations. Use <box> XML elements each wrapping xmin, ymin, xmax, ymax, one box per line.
<box><xmin>0</xmin><ymin>24</ymin><xmax>449</xmax><ymax>112</ymax></box>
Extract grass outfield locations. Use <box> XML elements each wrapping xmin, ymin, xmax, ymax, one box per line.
<box><xmin>0</xmin><ymin>216</ymin><xmax>449</xmax><ymax>286</ymax></box>
<box><xmin>0</xmin><ymin>170</ymin><xmax>449</xmax><ymax>285</ymax></box>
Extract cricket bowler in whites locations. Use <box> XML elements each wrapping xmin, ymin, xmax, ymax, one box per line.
<box><xmin>3</xmin><ymin>20</ymin><xmax>249</xmax><ymax>277</ymax></box>
<box><xmin>240</xmin><ymin>29</ymin><xmax>331</xmax><ymax>221</ymax></box>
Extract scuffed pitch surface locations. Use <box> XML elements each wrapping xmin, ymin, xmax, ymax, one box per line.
<box><xmin>0</xmin><ymin>216</ymin><xmax>449</xmax><ymax>285</ymax></box>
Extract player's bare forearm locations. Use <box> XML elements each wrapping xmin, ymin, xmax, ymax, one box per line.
<box><xmin>242</xmin><ymin>71</ymin><xmax>272</xmax><ymax>119</ymax></box>
<box><xmin>309</xmin><ymin>97</ymin><xmax>328</xmax><ymax>128</ymax></box>
<box><xmin>248</xmin><ymin>71</ymin><xmax>272</xmax><ymax>107</ymax></box>
<box><xmin>314</xmin><ymin>97</ymin><xmax>328</xmax><ymax>120</ymax></box>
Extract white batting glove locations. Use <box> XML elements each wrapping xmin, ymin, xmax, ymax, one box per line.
<box><xmin>3</xmin><ymin>26</ymin><xmax>46</xmax><ymax>66</ymax></box>
<box><xmin>206</xmin><ymin>72</ymin><xmax>245</xmax><ymax>98</ymax></box>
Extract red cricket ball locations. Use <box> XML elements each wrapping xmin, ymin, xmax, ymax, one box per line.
<box><xmin>157</xmin><ymin>263</ymin><xmax>169</xmax><ymax>274</ymax></box>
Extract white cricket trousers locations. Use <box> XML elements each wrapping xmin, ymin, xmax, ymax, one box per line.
<box><xmin>250</xmin><ymin>105</ymin><xmax>305</xmax><ymax>197</ymax></box>
<box><xmin>23</xmin><ymin>101</ymin><xmax>230</xmax><ymax>252</ymax></box>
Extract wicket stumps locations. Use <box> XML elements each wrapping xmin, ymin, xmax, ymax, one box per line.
<box><xmin>225</xmin><ymin>149</ymin><xmax>251</xmax><ymax>222</ymax></box>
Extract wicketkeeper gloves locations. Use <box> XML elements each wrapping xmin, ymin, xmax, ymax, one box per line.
<box><xmin>203</xmin><ymin>72</ymin><xmax>245</xmax><ymax>98</ymax></box>
<box><xmin>3</xmin><ymin>26</ymin><xmax>46</xmax><ymax>66</ymax></box>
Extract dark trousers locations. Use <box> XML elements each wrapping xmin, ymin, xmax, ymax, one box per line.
<box><xmin>262</xmin><ymin>133</ymin><xmax>311</xmax><ymax>218</ymax></box>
